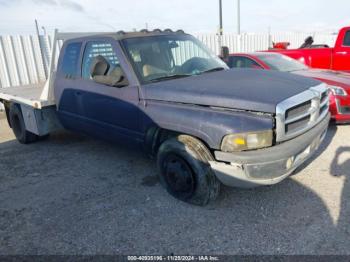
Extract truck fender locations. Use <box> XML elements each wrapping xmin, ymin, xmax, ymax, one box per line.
<box><xmin>142</xmin><ymin>102</ymin><xmax>274</xmax><ymax>153</ymax></box>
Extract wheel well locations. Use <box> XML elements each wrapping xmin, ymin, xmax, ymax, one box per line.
<box><xmin>145</xmin><ymin>127</ymin><xmax>212</xmax><ymax>157</ymax></box>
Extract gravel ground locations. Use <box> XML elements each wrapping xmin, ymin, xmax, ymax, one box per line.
<box><xmin>0</xmin><ymin>112</ymin><xmax>350</xmax><ymax>255</ymax></box>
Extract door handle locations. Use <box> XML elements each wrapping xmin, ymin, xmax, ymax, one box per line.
<box><xmin>336</xmin><ymin>51</ymin><xmax>347</xmax><ymax>55</ymax></box>
<box><xmin>75</xmin><ymin>91</ymin><xmax>82</xmax><ymax>96</ymax></box>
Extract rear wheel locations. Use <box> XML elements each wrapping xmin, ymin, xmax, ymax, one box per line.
<box><xmin>157</xmin><ymin>135</ymin><xmax>221</xmax><ymax>206</ymax></box>
<box><xmin>9</xmin><ymin>103</ymin><xmax>38</xmax><ymax>144</ymax></box>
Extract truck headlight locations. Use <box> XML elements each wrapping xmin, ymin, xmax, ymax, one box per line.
<box><xmin>221</xmin><ymin>130</ymin><xmax>273</xmax><ymax>152</ymax></box>
<box><xmin>329</xmin><ymin>85</ymin><xmax>348</xmax><ymax>96</ymax></box>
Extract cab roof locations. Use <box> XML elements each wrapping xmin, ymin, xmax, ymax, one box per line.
<box><xmin>64</xmin><ymin>29</ymin><xmax>188</xmax><ymax>43</ymax></box>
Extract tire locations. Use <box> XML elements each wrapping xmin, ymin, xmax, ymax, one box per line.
<box><xmin>157</xmin><ymin>135</ymin><xmax>221</xmax><ymax>206</ymax></box>
<box><xmin>9</xmin><ymin>103</ymin><xmax>38</xmax><ymax>144</ymax></box>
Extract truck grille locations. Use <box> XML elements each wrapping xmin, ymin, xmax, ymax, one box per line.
<box><xmin>276</xmin><ymin>84</ymin><xmax>329</xmax><ymax>142</ymax></box>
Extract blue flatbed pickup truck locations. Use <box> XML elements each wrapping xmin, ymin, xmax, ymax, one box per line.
<box><xmin>0</xmin><ymin>29</ymin><xmax>330</xmax><ymax>205</ymax></box>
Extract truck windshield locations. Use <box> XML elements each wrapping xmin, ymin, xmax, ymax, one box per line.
<box><xmin>122</xmin><ymin>34</ymin><xmax>228</xmax><ymax>83</ymax></box>
<box><xmin>256</xmin><ymin>54</ymin><xmax>308</xmax><ymax>72</ymax></box>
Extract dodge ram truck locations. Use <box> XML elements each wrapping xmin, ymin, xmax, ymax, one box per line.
<box><xmin>269</xmin><ymin>26</ymin><xmax>350</xmax><ymax>72</ymax></box>
<box><xmin>0</xmin><ymin>29</ymin><xmax>330</xmax><ymax>205</ymax></box>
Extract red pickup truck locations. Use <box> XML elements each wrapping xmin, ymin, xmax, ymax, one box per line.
<box><xmin>269</xmin><ymin>27</ymin><xmax>350</xmax><ymax>72</ymax></box>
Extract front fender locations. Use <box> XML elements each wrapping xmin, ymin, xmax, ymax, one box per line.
<box><xmin>142</xmin><ymin>101</ymin><xmax>274</xmax><ymax>150</ymax></box>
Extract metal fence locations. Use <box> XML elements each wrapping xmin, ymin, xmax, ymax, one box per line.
<box><xmin>197</xmin><ymin>32</ymin><xmax>337</xmax><ymax>54</ymax></box>
<box><xmin>0</xmin><ymin>32</ymin><xmax>336</xmax><ymax>89</ymax></box>
<box><xmin>0</xmin><ymin>35</ymin><xmax>46</xmax><ymax>88</ymax></box>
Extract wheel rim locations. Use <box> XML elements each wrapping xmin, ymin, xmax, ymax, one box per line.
<box><xmin>163</xmin><ymin>154</ymin><xmax>195</xmax><ymax>199</ymax></box>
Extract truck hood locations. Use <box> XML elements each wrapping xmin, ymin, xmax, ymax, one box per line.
<box><xmin>143</xmin><ymin>69</ymin><xmax>320</xmax><ymax>114</ymax></box>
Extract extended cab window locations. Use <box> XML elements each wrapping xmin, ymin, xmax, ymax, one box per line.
<box><xmin>61</xmin><ymin>42</ymin><xmax>82</xmax><ymax>78</ymax></box>
<box><xmin>229</xmin><ymin>56</ymin><xmax>262</xmax><ymax>69</ymax></box>
<box><xmin>343</xmin><ymin>31</ymin><xmax>350</xmax><ymax>46</ymax></box>
<box><xmin>82</xmin><ymin>41</ymin><xmax>120</xmax><ymax>79</ymax></box>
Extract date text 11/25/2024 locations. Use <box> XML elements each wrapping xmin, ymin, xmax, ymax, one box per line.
<box><xmin>127</xmin><ymin>255</ymin><xmax>219</xmax><ymax>261</ymax></box>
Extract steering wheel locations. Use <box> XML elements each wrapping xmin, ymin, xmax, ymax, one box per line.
<box><xmin>180</xmin><ymin>57</ymin><xmax>210</xmax><ymax>74</ymax></box>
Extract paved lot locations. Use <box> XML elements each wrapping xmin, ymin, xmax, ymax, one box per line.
<box><xmin>0</xmin><ymin>112</ymin><xmax>350</xmax><ymax>255</ymax></box>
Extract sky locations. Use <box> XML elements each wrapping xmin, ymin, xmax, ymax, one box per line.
<box><xmin>0</xmin><ymin>0</ymin><xmax>349</xmax><ymax>35</ymax></box>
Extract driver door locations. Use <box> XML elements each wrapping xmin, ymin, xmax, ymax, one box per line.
<box><xmin>76</xmin><ymin>40</ymin><xmax>141</xmax><ymax>143</ymax></box>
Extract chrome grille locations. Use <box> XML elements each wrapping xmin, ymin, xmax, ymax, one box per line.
<box><xmin>285</xmin><ymin>115</ymin><xmax>311</xmax><ymax>133</ymax></box>
<box><xmin>285</xmin><ymin>101</ymin><xmax>312</xmax><ymax>119</ymax></box>
<box><xmin>276</xmin><ymin>84</ymin><xmax>329</xmax><ymax>142</ymax></box>
<box><xmin>320</xmin><ymin>91</ymin><xmax>328</xmax><ymax>105</ymax></box>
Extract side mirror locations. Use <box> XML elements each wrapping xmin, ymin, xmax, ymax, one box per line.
<box><xmin>220</xmin><ymin>46</ymin><xmax>230</xmax><ymax>61</ymax></box>
<box><xmin>169</xmin><ymin>41</ymin><xmax>179</xmax><ymax>49</ymax></box>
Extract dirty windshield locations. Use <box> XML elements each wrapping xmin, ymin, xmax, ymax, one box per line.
<box><xmin>122</xmin><ymin>34</ymin><xmax>228</xmax><ymax>83</ymax></box>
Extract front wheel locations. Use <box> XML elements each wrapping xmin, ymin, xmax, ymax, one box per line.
<box><xmin>157</xmin><ymin>135</ymin><xmax>221</xmax><ymax>206</ymax></box>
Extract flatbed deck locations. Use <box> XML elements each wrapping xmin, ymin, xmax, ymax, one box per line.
<box><xmin>0</xmin><ymin>30</ymin><xmax>112</xmax><ymax>111</ymax></box>
<box><xmin>0</xmin><ymin>83</ymin><xmax>55</xmax><ymax>109</ymax></box>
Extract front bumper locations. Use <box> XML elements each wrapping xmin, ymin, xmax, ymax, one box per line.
<box><xmin>209</xmin><ymin>113</ymin><xmax>330</xmax><ymax>188</ymax></box>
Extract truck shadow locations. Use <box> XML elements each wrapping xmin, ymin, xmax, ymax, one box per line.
<box><xmin>329</xmin><ymin>145</ymin><xmax>350</xmax><ymax>253</ymax></box>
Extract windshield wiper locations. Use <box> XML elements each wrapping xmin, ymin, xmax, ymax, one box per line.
<box><xmin>149</xmin><ymin>74</ymin><xmax>192</xmax><ymax>83</ymax></box>
<box><xmin>200</xmin><ymin>67</ymin><xmax>226</xmax><ymax>74</ymax></box>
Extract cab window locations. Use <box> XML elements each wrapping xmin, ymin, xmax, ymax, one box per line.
<box><xmin>61</xmin><ymin>42</ymin><xmax>82</xmax><ymax>78</ymax></box>
<box><xmin>82</xmin><ymin>41</ymin><xmax>120</xmax><ymax>79</ymax></box>
<box><xmin>343</xmin><ymin>31</ymin><xmax>350</xmax><ymax>46</ymax></box>
<box><xmin>228</xmin><ymin>56</ymin><xmax>262</xmax><ymax>69</ymax></box>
